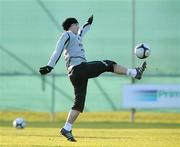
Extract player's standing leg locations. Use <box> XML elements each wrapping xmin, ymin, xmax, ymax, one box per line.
<box><xmin>60</xmin><ymin>109</ymin><xmax>80</xmax><ymax>142</ymax></box>
<box><xmin>60</xmin><ymin>73</ymin><xmax>88</xmax><ymax>142</ymax></box>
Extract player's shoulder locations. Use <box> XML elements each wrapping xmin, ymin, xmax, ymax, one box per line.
<box><xmin>62</xmin><ymin>31</ymin><xmax>76</xmax><ymax>38</ymax></box>
<box><xmin>61</xmin><ymin>31</ymin><xmax>70</xmax><ymax>38</ymax></box>
<box><xmin>58</xmin><ymin>31</ymin><xmax>70</xmax><ymax>41</ymax></box>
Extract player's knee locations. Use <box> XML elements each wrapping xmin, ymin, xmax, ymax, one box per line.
<box><xmin>72</xmin><ymin>103</ymin><xmax>84</xmax><ymax>113</ymax></box>
<box><xmin>102</xmin><ymin>60</ymin><xmax>117</xmax><ymax>72</ymax></box>
<box><xmin>72</xmin><ymin>95</ymin><xmax>86</xmax><ymax>112</ymax></box>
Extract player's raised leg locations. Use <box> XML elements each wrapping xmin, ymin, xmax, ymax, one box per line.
<box><xmin>113</xmin><ymin>61</ymin><xmax>147</xmax><ymax>80</ymax></box>
<box><xmin>76</xmin><ymin>60</ymin><xmax>147</xmax><ymax>80</ymax></box>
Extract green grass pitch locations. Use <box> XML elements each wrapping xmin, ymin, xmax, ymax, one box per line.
<box><xmin>1</xmin><ymin>126</ymin><xmax>180</xmax><ymax>147</ymax></box>
<box><xmin>0</xmin><ymin>112</ymin><xmax>180</xmax><ymax>147</ymax></box>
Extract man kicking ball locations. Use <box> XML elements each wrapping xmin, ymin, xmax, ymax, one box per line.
<box><xmin>39</xmin><ymin>15</ymin><xmax>146</xmax><ymax>142</ymax></box>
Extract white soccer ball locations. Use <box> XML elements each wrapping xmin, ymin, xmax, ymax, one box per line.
<box><xmin>13</xmin><ymin>118</ymin><xmax>26</xmax><ymax>129</ymax></box>
<box><xmin>134</xmin><ymin>43</ymin><xmax>151</xmax><ymax>59</ymax></box>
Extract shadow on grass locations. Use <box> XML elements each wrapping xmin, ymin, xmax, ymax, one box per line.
<box><xmin>1</xmin><ymin>121</ymin><xmax>180</xmax><ymax>129</ymax></box>
<box><xmin>76</xmin><ymin>136</ymin><xmax>132</xmax><ymax>140</ymax></box>
<box><xmin>0</xmin><ymin>145</ymin><xmax>63</xmax><ymax>147</ymax></box>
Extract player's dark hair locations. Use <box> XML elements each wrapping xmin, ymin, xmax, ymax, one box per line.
<box><xmin>62</xmin><ymin>17</ymin><xmax>78</xmax><ymax>31</ymax></box>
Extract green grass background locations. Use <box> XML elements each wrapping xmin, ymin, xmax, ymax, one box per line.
<box><xmin>0</xmin><ymin>111</ymin><xmax>180</xmax><ymax>147</ymax></box>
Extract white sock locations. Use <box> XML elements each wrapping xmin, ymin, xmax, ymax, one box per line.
<box><xmin>126</xmin><ymin>69</ymin><xmax>137</xmax><ymax>78</ymax></box>
<box><xmin>63</xmin><ymin>122</ymin><xmax>72</xmax><ymax>131</ymax></box>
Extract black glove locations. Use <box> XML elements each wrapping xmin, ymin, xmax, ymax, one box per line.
<box><xmin>39</xmin><ymin>66</ymin><xmax>53</xmax><ymax>75</ymax></box>
<box><xmin>87</xmin><ymin>15</ymin><xmax>93</xmax><ymax>25</ymax></box>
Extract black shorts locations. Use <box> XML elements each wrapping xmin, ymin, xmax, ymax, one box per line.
<box><xmin>68</xmin><ymin>60</ymin><xmax>116</xmax><ymax>112</ymax></box>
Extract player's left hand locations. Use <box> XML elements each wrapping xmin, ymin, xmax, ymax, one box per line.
<box><xmin>87</xmin><ymin>15</ymin><xmax>93</xmax><ymax>24</ymax></box>
<box><xmin>39</xmin><ymin>65</ymin><xmax>53</xmax><ymax>75</ymax></box>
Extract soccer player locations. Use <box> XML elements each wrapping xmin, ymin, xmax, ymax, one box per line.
<box><xmin>39</xmin><ymin>15</ymin><xmax>146</xmax><ymax>142</ymax></box>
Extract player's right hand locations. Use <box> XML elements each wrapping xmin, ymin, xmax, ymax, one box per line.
<box><xmin>39</xmin><ymin>66</ymin><xmax>53</xmax><ymax>75</ymax></box>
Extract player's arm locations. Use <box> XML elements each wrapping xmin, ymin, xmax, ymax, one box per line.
<box><xmin>39</xmin><ymin>32</ymin><xmax>70</xmax><ymax>75</ymax></box>
<box><xmin>79</xmin><ymin>15</ymin><xmax>93</xmax><ymax>37</ymax></box>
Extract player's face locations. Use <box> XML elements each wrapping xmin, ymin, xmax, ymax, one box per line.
<box><xmin>70</xmin><ymin>23</ymin><xmax>79</xmax><ymax>34</ymax></box>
